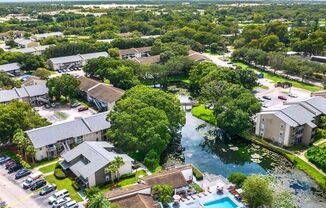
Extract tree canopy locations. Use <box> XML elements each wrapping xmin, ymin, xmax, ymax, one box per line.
<box><xmin>46</xmin><ymin>74</ymin><xmax>80</xmax><ymax>101</ymax></box>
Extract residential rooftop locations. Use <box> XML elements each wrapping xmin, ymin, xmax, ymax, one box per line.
<box><xmin>25</xmin><ymin>112</ymin><xmax>111</xmax><ymax>148</ymax></box>
<box><xmin>0</xmin><ymin>84</ymin><xmax>48</xmax><ymax>103</ymax></box>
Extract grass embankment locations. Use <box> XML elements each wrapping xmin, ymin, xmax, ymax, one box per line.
<box><xmin>44</xmin><ymin>174</ymin><xmax>83</xmax><ymax>202</ymax></box>
<box><xmin>191</xmin><ymin>108</ymin><xmax>326</xmax><ymax>190</ymax></box>
<box><xmin>191</xmin><ymin>106</ymin><xmax>216</xmax><ymax>125</ymax></box>
<box><xmin>233</xmin><ymin>61</ymin><xmax>322</xmax><ymax>92</ymax></box>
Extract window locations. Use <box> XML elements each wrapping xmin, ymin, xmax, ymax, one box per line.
<box><xmin>280</xmin><ymin>124</ymin><xmax>284</xmax><ymax>128</ymax></box>
<box><xmin>105</xmin><ymin>176</ymin><xmax>110</xmax><ymax>182</ymax></box>
<box><xmin>279</xmin><ymin>132</ymin><xmax>283</xmax><ymax>136</ymax></box>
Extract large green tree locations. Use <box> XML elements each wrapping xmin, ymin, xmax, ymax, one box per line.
<box><xmin>152</xmin><ymin>184</ymin><xmax>173</xmax><ymax>207</ymax></box>
<box><xmin>0</xmin><ymin>101</ymin><xmax>49</xmax><ymax>143</ymax></box>
<box><xmin>107</xmin><ymin>85</ymin><xmax>184</xmax><ymax>160</ymax></box>
<box><xmin>46</xmin><ymin>74</ymin><xmax>80</xmax><ymax>101</ymax></box>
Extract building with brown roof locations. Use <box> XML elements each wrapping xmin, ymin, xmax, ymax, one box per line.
<box><xmin>141</xmin><ymin>165</ymin><xmax>193</xmax><ymax>193</ymax></box>
<box><xmin>132</xmin><ymin>55</ymin><xmax>161</xmax><ymax>64</ymax></box>
<box><xmin>119</xmin><ymin>46</ymin><xmax>151</xmax><ymax>59</ymax></box>
<box><xmin>78</xmin><ymin>76</ymin><xmax>124</xmax><ymax>111</ymax></box>
<box><xmin>188</xmin><ymin>50</ymin><xmax>211</xmax><ymax>62</ymax></box>
<box><xmin>113</xmin><ymin>194</ymin><xmax>160</xmax><ymax>208</ymax></box>
<box><xmin>104</xmin><ymin>165</ymin><xmax>193</xmax><ymax>207</ymax></box>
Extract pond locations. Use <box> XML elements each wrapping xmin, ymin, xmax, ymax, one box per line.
<box><xmin>178</xmin><ymin>111</ymin><xmax>326</xmax><ymax>208</ymax></box>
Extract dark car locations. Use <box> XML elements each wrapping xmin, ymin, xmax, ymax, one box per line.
<box><xmin>278</xmin><ymin>95</ymin><xmax>288</xmax><ymax>100</ymax></box>
<box><xmin>8</xmin><ymin>163</ymin><xmax>23</xmax><ymax>173</ymax></box>
<box><xmin>39</xmin><ymin>184</ymin><xmax>57</xmax><ymax>196</ymax></box>
<box><xmin>78</xmin><ymin>106</ymin><xmax>88</xmax><ymax>112</ymax></box>
<box><xmin>30</xmin><ymin>179</ymin><xmax>47</xmax><ymax>191</ymax></box>
<box><xmin>15</xmin><ymin>169</ymin><xmax>31</xmax><ymax>179</ymax></box>
<box><xmin>262</xmin><ymin>95</ymin><xmax>272</xmax><ymax>100</ymax></box>
<box><xmin>5</xmin><ymin>160</ymin><xmax>17</xmax><ymax>169</ymax></box>
<box><xmin>0</xmin><ymin>156</ymin><xmax>10</xmax><ymax>164</ymax></box>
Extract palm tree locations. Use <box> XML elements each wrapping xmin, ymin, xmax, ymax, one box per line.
<box><xmin>87</xmin><ymin>193</ymin><xmax>111</xmax><ymax>208</ymax></box>
<box><xmin>113</xmin><ymin>156</ymin><xmax>125</xmax><ymax>180</ymax></box>
<box><xmin>106</xmin><ymin>163</ymin><xmax>118</xmax><ymax>184</ymax></box>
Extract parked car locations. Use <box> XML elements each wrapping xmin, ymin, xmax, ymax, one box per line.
<box><xmin>23</xmin><ymin>171</ymin><xmax>43</xmax><ymax>188</ymax></box>
<box><xmin>77</xmin><ymin>106</ymin><xmax>88</xmax><ymax>112</ymax></box>
<box><xmin>288</xmin><ymin>93</ymin><xmax>298</xmax><ymax>98</ymax></box>
<box><xmin>70</xmin><ymin>102</ymin><xmax>81</xmax><ymax>108</ymax></box>
<box><xmin>30</xmin><ymin>179</ymin><xmax>47</xmax><ymax>191</ymax></box>
<box><xmin>48</xmin><ymin>189</ymin><xmax>69</xmax><ymax>205</ymax></box>
<box><xmin>61</xmin><ymin>200</ymin><xmax>78</xmax><ymax>208</ymax></box>
<box><xmin>15</xmin><ymin>169</ymin><xmax>31</xmax><ymax>179</ymax></box>
<box><xmin>0</xmin><ymin>156</ymin><xmax>10</xmax><ymax>164</ymax></box>
<box><xmin>50</xmin><ymin>103</ymin><xmax>56</xmax><ymax>108</ymax></box>
<box><xmin>8</xmin><ymin>163</ymin><xmax>22</xmax><ymax>173</ymax></box>
<box><xmin>4</xmin><ymin>160</ymin><xmax>16</xmax><ymax>168</ymax></box>
<box><xmin>52</xmin><ymin>197</ymin><xmax>71</xmax><ymax>208</ymax></box>
<box><xmin>40</xmin><ymin>184</ymin><xmax>57</xmax><ymax>196</ymax></box>
<box><xmin>262</xmin><ymin>95</ymin><xmax>272</xmax><ymax>100</ymax></box>
<box><xmin>278</xmin><ymin>95</ymin><xmax>288</xmax><ymax>100</ymax></box>
<box><xmin>257</xmin><ymin>97</ymin><xmax>264</xmax><ymax>102</ymax></box>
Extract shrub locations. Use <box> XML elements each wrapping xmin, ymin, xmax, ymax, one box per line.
<box><xmin>306</xmin><ymin>146</ymin><xmax>326</xmax><ymax>172</ymax></box>
<box><xmin>72</xmin><ymin>181</ymin><xmax>80</xmax><ymax>191</ymax></box>
<box><xmin>54</xmin><ymin>168</ymin><xmax>67</xmax><ymax>179</ymax></box>
<box><xmin>4</xmin><ymin>150</ymin><xmax>31</xmax><ymax>169</ymax></box>
<box><xmin>120</xmin><ymin>172</ymin><xmax>136</xmax><ymax>180</ymax></box>
<box><xmin>144</xmin><ymin>150</ymin><xmax>160</xmax><ymax>171</ymax></box>
<box><xmin>228</xmin><ymin>172</ymin><xmax>247</xmax><ymax>188</ymax></box>
<box><xmin>192</xmin><ymin>165</ymin><xmax>203</xmax><ymax>180</ymax></box>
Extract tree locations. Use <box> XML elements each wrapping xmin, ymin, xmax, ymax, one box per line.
<box><xmin>12</xmin><ymin>128</ymin><xmax>36</xmax><ymax>163</ymax></box>
<box><xmin>87</xmin><ymin>193</ymin><xmax>118</xmax><ymax>208</ymax></box>
<box><xmin>46</xmin><ymin>74</ymin><xmax>80</xmax><ymax>101</ymax></box>
<box><xmin>33</xmin><ymin>68</ymin><xmax>51</xmax><ymax>80</ymax></box>
<box><xmin>107</xmin><ymin>85</ymin><xmax>184</xmax><ymax>160</ymax></box>
<box><xmin>228</xmin><ymin>172</ymin><xmax>247</xmax><ymax>188</ymax></box>
<box><xmin>85</xmin><ymin>187</ymin><xmax>101</xmax><ymax>199</ymax></box>
<box><xmin>242</xmin><ymin>175</ymin><xmax>273</xmax><ymax>208</ymax></box>
<box><xmin>110</xmin><ymin>156</ymin><xmax>125</xmax><ymax>181</ymax></box>
<box><xmin>106</xmin><ymin>163</ymin><xmax>118</xmax><ymax>184</ymax></box>
<box><xmin>0</xmin><ymin>101</ymin><xmax>49</xmax><ymax>143</ymax></box>
<box><xmin>0</xmin><ymin>71</ymin><xmax>21</xmax><ymax>89</ymax></box>
<box><xmin>144</xmin><ymin>150</ymin><xmax>160</xmax><ymax>171</ymax></box>
<box><xmin>152</xmin><ymin>184</ymin><xmax>173</xmax><ymax>207</ymax></box>
<box><xmin>108</xmin><ymin>48</ymin><xmax>120</xmax><ymax>58</ymax></box>
<box><xmin>19</xmin><ymin>54</ymin><xmax>46</xmax><ymax>71</ymax></box>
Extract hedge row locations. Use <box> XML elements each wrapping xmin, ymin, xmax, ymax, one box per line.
<box><xmin>192</xmin><ymin>165</ymin><xmax>204</xmax><ymax>181</ymax></box>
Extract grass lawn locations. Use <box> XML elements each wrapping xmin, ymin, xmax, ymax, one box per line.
<box><xmin>167</xmin><ymin>76</ymin><xmax>190</xmax><ymax>84</ymax></box>
<box><xmin>32</xmin><ymin>158</ymin><xmax>60</xmax><ymax>169</ymax></box>
<box><xmin>55</xmin><ymin>111</ymin><xmax>68</xmax><ymax>119</ymax></box>
<box><xmin>44</xmin><ymin>174</ymin><xmax>82</xmax><ymax>202</ymax></box>
<box><xmin>39</xmin><ymin>163</ymin><xmax>57</xmax><ymax>173</ymax></box>
<box><xmin>254</xmin><ymin>85</ymin><xmax>269</xmax><ymax>90</ymax></box>
<box><xmin>100</xmin><ymin>170</ymin><xmax>148</xmax><ymax>193</ymax></box>
<box><xmin>233</xmin><ymin>61</ymin><xmax>322</xmax><ymax>92</ymax></box>
<box><xmin>191</xmin><ymin>106</ymin><xmax>216</xmax><ymax>125</ymax></box>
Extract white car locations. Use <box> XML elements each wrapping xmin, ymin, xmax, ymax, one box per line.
<box><xmin>288</xmin><ymin>93</ymin><xmax>298</xmax><ymax>98</ymax></box>
<box><xmin>52</xmin><ymin>197</ymin><xmax>71</xmax><ymax>208</ymax></box>
<box><xmin>48</xmin><ymin>189</ymin><xmax>69</xmax><ymax>204</ymax></box>
<box><xmin>61</xmin><ymin>200</ymin><xmax>78</xmax><ymax>208</ymax></box>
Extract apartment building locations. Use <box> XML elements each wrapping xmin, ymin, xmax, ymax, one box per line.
<box><xmin>25</xmin><ymin>112</ymin><xmax>111</xmax><ymax>161</ymax></box>
<box><xmin>0</xmin><ymin>62</ymin><xmax>21</xmax><ymax>76</ymax></box>
<box><xmin>60</xmin><ymin>141</ymin><xmax>133</xmax><ymax>188</ymax></box>
<box><xmin>31</xmin><ymin>32</ymin><xmax>64</xmax><ymax>41</ymax></box>
<box><xmin>255</xmin><ymin>96</ymin><xmax>326</xmax><ymax>147</ymax></box>
<box><xmin>47</xmin><ymin>52</ymin><xmax>108</xmax><ymax>70</ymax></box>
<box><xmin>119</xmin><ymin>46</ymin><xmax>151</xmax><ymax>59</ymax></box>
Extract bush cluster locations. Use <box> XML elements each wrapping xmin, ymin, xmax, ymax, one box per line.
<box><xmin>306</xmin><ymin>146</ymin><xmax>326</xmax><ymax>172</ymax></box>
<box><xmin>54</xmin><ymin>168</ymin><xmax>67</xmax><ymax>179</ymax></box>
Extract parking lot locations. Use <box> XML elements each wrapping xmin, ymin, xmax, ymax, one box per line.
<box><xmin>0</xmin><ymin>163</ymin><xmax>83</xmax><ymax>208</ymax></box>
<box><xmin>34</xmin><ymin>105</ymin><xmax>97</xmax><ymax>124</ymax></box>
<box><xmin>255</xmin><ymin>78</ymin><xmax>311</xmax><ymax>108</ymax></box>
<box><xmin>0</xmin><ymin>165</ymin><xmax>49</xmax><ymax>208</ymax></box>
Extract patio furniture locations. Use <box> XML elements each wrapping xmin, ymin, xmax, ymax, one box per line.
<box><xmin>203</xmin><ymin>192</ymin><xmax>207</xmax><ymax>196</ymax></box>
<box><xmin>197</xmin><ymin>193</ymin><xmax>202</xmax><ymax>198</ymax></box>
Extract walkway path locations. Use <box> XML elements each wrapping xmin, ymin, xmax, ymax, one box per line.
<box><xmin>297</xmin><ymin>150</ymin><xmax>326</xmax><ymax>177</ymax></box>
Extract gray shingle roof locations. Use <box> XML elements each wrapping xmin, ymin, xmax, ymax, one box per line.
<box><xmin>0</xmin><ymin>62</ymin><xmax>20</xmax><ymax>72</ymax></box>
<box><xmin>0</xmin><ymin>84</ymin><xmax>47</xmax><ymax>103</ymax></box>
<box><xmin>49</xmin><ymin>55</ymin><xmax>83</xmax><ymax>65</ymax></box>
<box><xmin>80</xmin><ymin>52</ymin><xmax>108</xmax><ymax>60</ymax></box>
<box><xmin>26</xmin><ymin>112</ymin><xmax>111</xmax><ymax>148</ymax></box>
<box><xmin>61</xmin><ymin>141</ymin><xmax>133</xmax><ymax>179</ymax></box>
